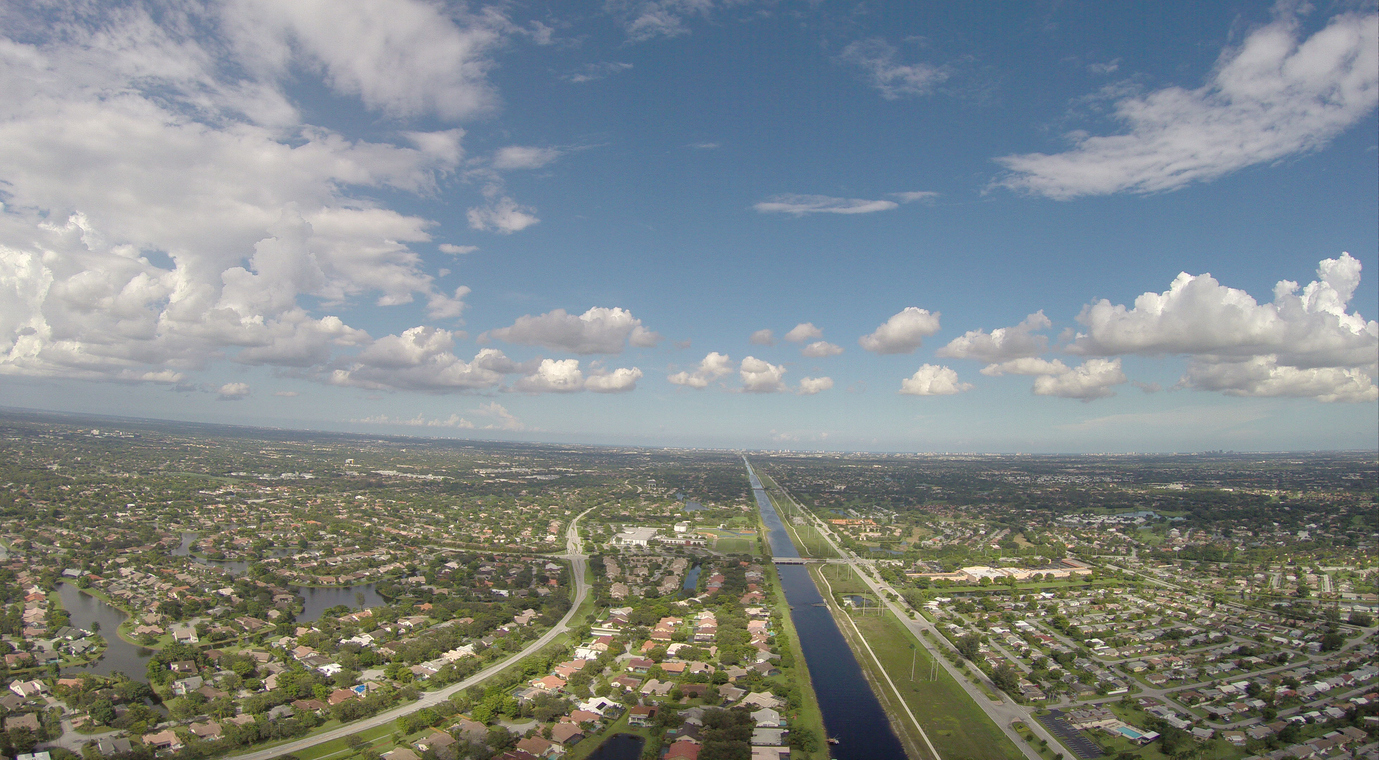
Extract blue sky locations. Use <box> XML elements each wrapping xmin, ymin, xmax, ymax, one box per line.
<box><xmin>0</xmin><ymin>0</ymin><xmax>1375</xmax><ymax>452</ymax></box>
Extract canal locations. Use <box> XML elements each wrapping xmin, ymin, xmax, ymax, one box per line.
<box><xmin>745</xmin><ymin>459</ymin><xmax>906</xmax><ymax>760</ymax></box>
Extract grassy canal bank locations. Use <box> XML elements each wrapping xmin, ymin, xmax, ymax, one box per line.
<box><xmin>759</xmin><ymin>469</ymin><xmax>1028</xmax><ymax>760</ymax></box>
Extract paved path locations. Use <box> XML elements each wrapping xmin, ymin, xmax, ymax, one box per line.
<box><xmin>229</xmin><ymin>506</ymin><xmax>596</xmax><ymax>760</ymax></box>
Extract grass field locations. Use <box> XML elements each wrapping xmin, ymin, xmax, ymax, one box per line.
<box><xmin>848</xmin><ymin>610</ymin><xmax>1025</xmax><ymax>760</ymax></box>
<box><xmin>811</xmin><ymin>565</ymin><xmax>1025</xmax><ymax>760</ymax></box>
<box><xmin>712</xmin><ymin>536</ymin><xmax>757</xmax><ymax>554</ymax></box>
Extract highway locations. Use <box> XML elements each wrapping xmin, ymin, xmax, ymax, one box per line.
<box><xmin>230</xmin><ymin>506</ymin><xmax>596</xmax><ymax>760</ymax></box>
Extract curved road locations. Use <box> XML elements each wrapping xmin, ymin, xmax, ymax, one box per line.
<box><xmin>231</xmin><ymin>506</ymin><xmax>596</xmax><ymax>760</ymax></box>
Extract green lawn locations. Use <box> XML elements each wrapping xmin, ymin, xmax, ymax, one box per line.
<box><xmin>814</xmin><ymin>565</ymin><xmax>1025</xmax><ymax>760</ymax></box>
<box><xmin>712</xmin><ymin>536</ymin><xmax>756</xmax><ymax>554</ymax></box>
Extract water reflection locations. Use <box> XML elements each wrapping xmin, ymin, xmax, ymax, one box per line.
<box><xmin>744</xmin><ymin>459</ymin><xmax>907</xmax><ymax>760</ymax></box>
<box><xmin>172</xmin><ymin>532</ymin><xmax>292</xmax><ymax>575</ymax></box>
<box><xmin>584</xmin><ymin>733</ymin><xmax>644</xmax><ymax>760</ymax></box>
<box><xmin>57</xmin><ymin>583</ymin><xmax>154</xmax><ymax>683</ymax></box>
<box><xmin>172</xmin><ymin>532</ymin><xmax>384</xmax><ymax>622</ymax></box>
<box><xmin>681</xmin><ymin>564</ymin><xmax>701</xmax><ymax>593</ymax></box>
<box><xmin>296</xmin><ymin>585</ymin><xmax>386</xmax><ymax>623</ymax></box>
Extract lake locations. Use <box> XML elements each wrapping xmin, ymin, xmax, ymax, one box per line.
<box><xmin>57</xmin><ymin>583</ymin><xmax>155</xmax><ymax>682</ymax></box>
<box><xmin>174</xmin><ymin>532</ymin><xmax>385</xmax><ymax>622</ymax></box>
<box><xmin>583</xmin><ymin>733</ymin><xmax>644</xmax><ymax>760</ymax></box>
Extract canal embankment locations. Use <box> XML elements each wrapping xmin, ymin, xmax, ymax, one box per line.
<box><xmin>745</xmin><ymin>458</ymin><xmax>910</xmax><ymax>760</ymax></box>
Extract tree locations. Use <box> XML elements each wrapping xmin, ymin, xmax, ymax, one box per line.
<box><xmin>992</xmin><ymin>664</ymin><xmax>1020</xmax><ymax>694</ymax></box>
<box><xmin>956</xmin><ymin>633</ymin><xmax>982</xmax><ymax>661</ymax></box>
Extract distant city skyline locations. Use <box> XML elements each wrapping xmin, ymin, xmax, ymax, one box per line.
<box><xmin>0</xmin><ymin>1</ymin><xmax>1375</xmax><ymax>452</ymax></box>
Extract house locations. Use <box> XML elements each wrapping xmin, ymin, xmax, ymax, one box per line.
<box><xmin>452</xmin><ymin>718</ymin><xmax>489</xmax><ymax>742</ymax></box>
<box><xmin>5</xmin><ymin>714</ymin><xmax>40</xmax><ymax>732</ymax></box>
<box><xmin>665</xmin><ymin>743</ymin><xmax>700</xmax><ymax>760</ymax></box>
<box><xmin>9</xmin><ymin>680</ymin><xmax>46</xmax><ymax>698</ymax></box>
<box><xmin>751</xmin><ymin>728</ymin><xmax>788</xmax><ymax>746</ymax></box>
<box><xmin>740</xmin><ymin>692</ymin><xmax>786</xmax><ymax>711</ymax></box>
<box><xmin>515</xmin><ymin>736</ymin><xmax>555</xmax><ymax>758</ymax></box>
<box><xmin>680</xmin><ymin>684</ymin><xmax>713</xmax><ymax>700</ymax></box>
<box><xmin>750</xmin><ymin>708</ymin><xmax>783</xmax><ymax>727</ymax></box>
<box><xmin>414</xmin><ymin>732</ymin><xmax>457</xmax><ymax>756</ymax></box>
<box><xmin>531</xmin><ymin>675</ymin><xmax>566</xmax><ymax>692</ymax></box>
<box><xmin>550</xmin><ymin>723</ymin><xmax>584</xmax><ymax>745</ymax></box>
<box><xmin>188</xmin><ymin>721</ymin><xmax>222</xmax><ymax>740</ymax></box>
<box><xmin>327</xmin><ymin>689</ymin><xmax>357</xmax><ymax>706</ymax></box>
<box><xmin>628</xmin><ymin>705</ymin><xmax>658</xmax><ymax>727</ymax></box>
<box><xmin>96</xmin><ymin>737</ymin><xmax>132</xmax><ymax>756</ymax></box>
<box><xmin>291</xmin><ymin>699</ymin><xmax>328</xmax><ymax>714</ymax></box>
<box><xmin>577</xmin><ymin>697</ymin><xmax>621</xmax><ymax>717</ymax></box>
<box><xmin>381</xmin><ymin>749</ymin><xmax>420</xmax><ymax>760</ymax></box>
<box><xmin>142</xmin><ymin>730</ymin><xmax>183</xmax><ymax>751</ymax></box>
<box><xmin>170</xmin><ymin>676</ymin><xmax>203</xmax><ymax>696</ymax></box>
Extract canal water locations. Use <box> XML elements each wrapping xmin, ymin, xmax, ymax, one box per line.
<box><xmin>57</xmin><ymin>583</ymin><xmax>155</xmax><ymax>682</ymax></box>
<box><xmin>745</xmin><ymin>459</ymin><xmax>907</xmax><ymax>760</ymax></box>
<box><xmin>682</xmin><ymin>564</ymin><xmax>702</xmax><ymax>593</ymax></box>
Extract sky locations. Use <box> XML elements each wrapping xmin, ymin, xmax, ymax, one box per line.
<box><xmin>0</xmin><ymin>0</ymin><xmax>1376</xmax><ymax>453</ymax></box>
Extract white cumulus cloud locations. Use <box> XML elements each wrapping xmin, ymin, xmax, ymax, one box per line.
<box><xmin>1031</xmin><ymin>358</ymin><xmax>1128</xmax><ymax>401</ymax></box>
<box><xmin>224</xmin><ymin>0</ymin><xmax>503</xmax><ymax>121</ymax></box>
<box><xmin>514</xmin><ymin>358</ymin><xmax>586</xmax><ymax>393</ymax></box>
<box><xmin>485</xmin><ymin>307</ymin><xmax>660</xmax><ymax>354</ymax></box>
<box><xmin>749</xmin><ymin>329</ymin><xmax>775</xmax><ymax>346</ymax></box>
<box><xmin>217</xmin><ymin>382</ymin><xmax>251</xmax><ymax>400</ymax></box>
<box><xmin>784</xmin><ymin>323</ymin><xmax>824</xmax><ymax>343</ymax></box>
<box><xmin>798</xmin><ymin>376</ymin><xmax>834</xmax><ymax>395</ymax></box>
<box><xmin>0</xmin><ymin>0</ymin><xmax>499</xmax><ymax>389</ymax></box>
<box><xmin>801</xmin><ymin>341</ymin><xmax>844</xmax><ymax>358</ymax></box>
<box><xmin>859</xmin><ymin>307</ymin><xmax>942</xmax><ymax>354</ymax></box>
<box><xmin>1183</xmin><ymin>357</ymin><xmax>1377</xmax><ymax>403</ymax></box>
<box><xmin>329</xmin><ymin>329</ymin><xmax>528</xmax><ymax>392</ymax></box>
<box><xmin>740</xmin><ymin>356</ymin><xmax>787</xmax><ymax>393</ymax></box>
<box><xmin>980</xmin><ymin>357</ymin><xmax>1071</xmax><ymax>377</ymax></box>
<box><xmin>586</xmin><ymin>366</ymin><xmax>644</xmax><ymax>393</ymax></box>
<box><xmin>1067</xmin><ymin>253</ymin><xmax>1377</xmax><ymax>403</ymax></box>
<box><xmin>668</xmin><ymin>352</ymin><xmax>734</xmax><ymax>389</ymax></box>
<box><xmin>938</xmin><ymin>311</ymin><xmax>1052</xmax><ymax>363</ymax></box>
<box><xmin>899</xmin><ymin>365</ymin><xmax>972</xmax><ymax>396</ymax></box>
<box><xmin>996</xmin><ymin>10</ymin><xmax>1379</xmax><ymax>198</ymax></box>
<box><xmin>1071</xmin><ymin>253</ymin><xmax>1376</xmax><ymax>367</ymax></box>
<box><xmin>513</xmin><ymin>358</ymin><xmax>642</xmax><ymax>394</ymax></box>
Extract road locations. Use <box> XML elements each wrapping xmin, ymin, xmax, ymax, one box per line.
<box><xmin>229</xmin><ymin>506</ymin><xmax>596</xmax><ymax>760</ymax></box>
<box><xmin>763</xmin><ymin>473</ymin><xmax>1053</xmax><ymax>760</ymax></box>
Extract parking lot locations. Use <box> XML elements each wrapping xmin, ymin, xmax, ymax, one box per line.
<box><xmin>1038</xmin><ymin>710</ymin><xmax>1105</xmax><ymax>760</ymax></box>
